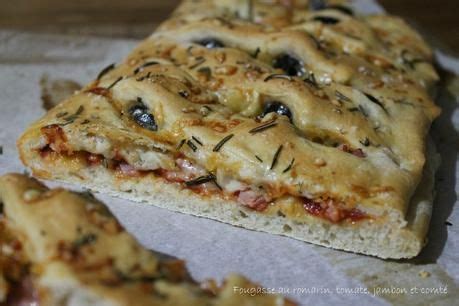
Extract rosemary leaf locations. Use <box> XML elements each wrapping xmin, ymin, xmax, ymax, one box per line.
<box><xmin>186</xmin><ymin>140</ymin><xmax>198</xmax><ymax>152</ymax></box>
<box><xmin>270</xmin><ymin>144</ymin><xmax>284</xmax><ymax>170</ymax></box>
<box><xmin>107</xmin><ymin>76</ymin><xmax>123</xmax><ymax>90</ymax></box>
<box><xmin>134</xmin><ymin>61</ymin><xmax>159</xmax><ymax>74</ymax></box>
<box><xmin>213</xmin><ymin>134</ymin><xmax>234</xmax><ymax>152</ymax></box>
<box><xmin>249</xmin><ymin>119</ymin><xmax>277</xmax><ymax>134</ymax></box>
<box><xmin>282</xmin><ymin>158</ymin><xmax>295</xmax><ymax>173</ymax></box>
<box><xmin>97</xmin><ymin>63</ymin><xmax>115</xmax><ymax>80</ymax></box>
<box><xmin>192</xmin><ymin>136</ymin><xmax>203</xmax><ymax>146</ymax></box>
<box><xmin>184</xmin><ymin>174</ymin><xmax>216</xmax><ymax>187</ymax></box>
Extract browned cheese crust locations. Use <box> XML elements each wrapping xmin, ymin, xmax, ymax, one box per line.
<box><xmin>17</xmin><ymin>0</ymin><xmax>440</xmax><ymax>258</ymax></box>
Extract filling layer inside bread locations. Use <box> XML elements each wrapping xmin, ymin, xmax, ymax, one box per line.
<box><xmin>37</xmin><ymin>124</ymin><xmax>370</xmax><ymax>224</ymax></box>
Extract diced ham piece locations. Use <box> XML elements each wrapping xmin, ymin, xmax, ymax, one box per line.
<box><xmin>302</xmin><ymin>197</ymin><xmax>368</xmax><ymax>223</ymax></box>
<box><xmin>351</xmin><ymin>148</ymin><xmax>366</xmax><ymax>158</ymax></box>
<box><xmin>40</xmin><ymin>124</ymin><xmax>70</xmax><ymax>154</ymax></box>
<box><xmin>324</xmin><ymin>199</ymin><xmax>342</xmax><ymax>223</ymax></box>
<box><xmin>160</xmin><ymin>169</ymin><xmax>187</xmax><ymax>183</ymax></box>
<box><xmin>236</xmin><ymin>189</ymin><xmax>269</xmax><ymax>212</ymax></box>
<box><xmin>118</xmin><ymin>163</ymin><xmax>141</xmax><ymax>177</ymax></box>
<box><xmin>176</xmin><ymin>158</ymin><xmax>207</xmax><ymax>177</ymax></box>
<box><xmin>86</xmin><ymin>153</ymin><xmax>104</xmax><ymax>166</ymax></box>
<box><xmin>5</xmin><ymin>276</ymin><xmax>39</xmax><ymax>306</ymax></box>
<box><xmin>160</xmin><ymin>158</ymin><xmax>207</xmax><ymax>183</ymax></box>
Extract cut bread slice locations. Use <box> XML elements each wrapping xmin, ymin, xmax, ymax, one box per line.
<box><xmin>17</xmin><ymin>0</ymin><xmax>440</xmax><ymax>259</ymax></box>
<box><xmin>18</xmin><ymin>128</ymin><xmax>439</xmax><ymax>259</ymax></box>
<box><xmin>0</xmin><ymin>173</ymin><xmax>295</xmax><ymax>306</ymax></box>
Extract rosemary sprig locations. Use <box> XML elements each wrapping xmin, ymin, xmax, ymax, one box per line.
<box><xmin>270</xmin><ymin>144</ymin><xmax>283</xmax><ymax>170</ymax></box>
<box><xmin>136</xmin><ymin>72</ymin><xmax>152</xmax><ymax>82</ymax></box>
<box><xmin>364</xmin><ymin>93</ymin><xmax>388</xmax><ymax>114</ymax></box>
<box><xmin>249</xmin><ymin>119</ymin><xmax>277</xmax><ymax>134</ymax></box>
<box><xmin>184</xmin><ymin>173</ymin><xmax>217</xmax><ymax>187</ymax></box>
<box><xmin>176</xmin><ymin>139</ymin><xmax>186</xmax><ymax>150</ymax></box>
<box><xmin>106</xmin><ymin>76</ymin><xmax>123</xmax><ymax>90</ymax></box>
<box><xmin>97</xmin><ymin>63</ymin><xmax>115</xmax><ymax>80</ymax></box>
<box><xmin>134</xmin><ymin>61</ymin><xmax>159</xmax><ymax>74</ymax></box>
<box><xmin>64</xmin><ymin>105</ymin><xmax>84</xmax><ymax>119</ymax></box>
<box><xmin>55</xmin><ymin>111</ymin><xmax>68</xmax><ymax>118</ymax></box>
<box><xmin>282</xmin><ymin>158</ymin><xmax>295</xmax><ymax>173</ymax></box>
<box><xmin>213</xmin><ymin>134</ymin><xmax>234</xmax><ymax>152</ymax></box>
<box><xmin>60</xmin><ymin>105</ymin><xmax>84</xmax><ymax>125</ymax></box>
<box><xmin>186</xmin><ymin>140</ymin><xmax>198</xmax><ymax>152</ymax></box>
<box><xmin>192</xmin><ymin>136</ymin><xmax>203</xmax><ymax>146</ymax></box>
<box><xmin>335</xmin><ymin>90</ymin><xmax>351</xmax><ymax>103</ymax></box>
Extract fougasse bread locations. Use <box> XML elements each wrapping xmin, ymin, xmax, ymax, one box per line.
<box><xmin>17</xmin><ymin>0</ymin><xmax>441</xmax><ymax>259</ymax></box>
<box><xmin>0</xmin><ymin>173</ymin><xmax>295</xmax><ymax>306</ymax></box>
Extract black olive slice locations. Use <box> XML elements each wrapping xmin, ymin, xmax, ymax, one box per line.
<box><xmin>195</xmin><ymin>38</ymin><xmax>225</xmax><ymax>49</ymax></box>
<box><xmin>272</xmin><ymin>54</ymin><xmax>305</xmax><ymax>77</ymax></box>
<box><xmin>259</xmin><ymin>101</ymin><xmax>293</xmax><ymax>122</ymax></box>
<box><xmin>128</xmin><ymin>98</ymin><xmax>158</xmax><ymax>131</ymax></box>
<box><xmin>312</xmin><ymin>16</ymin><xmax>340</xmax><ymax>24</ymax></box>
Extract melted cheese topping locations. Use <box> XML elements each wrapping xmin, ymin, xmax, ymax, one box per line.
<box><xmin>18</xmin><ymin>0</ymin><xmax>439</xmax><ymax>223</ymax></box>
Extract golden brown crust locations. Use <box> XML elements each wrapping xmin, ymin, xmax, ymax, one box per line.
<box><xmin>0</xmin><ymin>173</ymin><xmax>294</xmax><ymax>306</ymax></box>
<box><xmin>17</xmin><ymin>0</ymin><xmax>440</xmax><ymax>258</ymax></box>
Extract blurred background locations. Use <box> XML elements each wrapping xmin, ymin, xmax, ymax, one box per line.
<box><xmin>0</xmin><ymin>0</ymin><xmax>457</xmax><ymax>54</ymax></box>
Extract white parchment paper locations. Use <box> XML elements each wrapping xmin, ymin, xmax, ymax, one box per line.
<box><xmin>0</xmin><ymin>2</ymin><xmax>457</xmax><ymax>305</ymax></box>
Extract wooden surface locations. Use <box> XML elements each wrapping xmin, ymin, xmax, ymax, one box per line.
<box><xmin>0</xmin><ymin>0</ymin><xmax>457</xmax><ymax>54</ymax></box>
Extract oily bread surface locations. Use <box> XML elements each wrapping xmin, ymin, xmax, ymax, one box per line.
<box><xmin>18</xmin><ymin>0</ymin><xmax>441</xmax><ymax>217</ymax></box>
<box><xmin>16</xmin><ymin>0</ymin><xmax>441</xmax><ymax>259</ymax></box>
